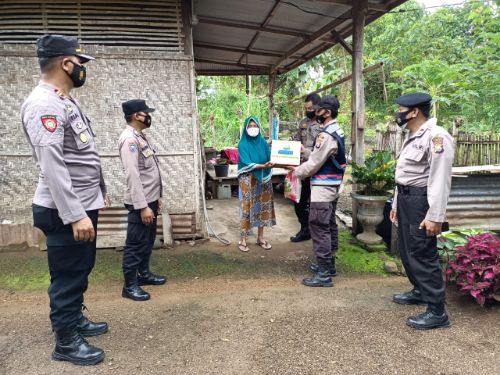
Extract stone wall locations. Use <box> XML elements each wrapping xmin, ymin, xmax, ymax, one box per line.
<box><xmin>0</xmin><ymin>44</ymin><xmax>202</xmax><ymax>237</ymax></box>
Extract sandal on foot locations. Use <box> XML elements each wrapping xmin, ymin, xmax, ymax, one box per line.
<box><xmin>238</xmin><ymin>241</ymin><xmax>249</xmax><ymax>252</ymax></box>
<box><xmin>256</xmin><ymin>240</ymin><xmax>272</xmax><ymax>250</ymax></box>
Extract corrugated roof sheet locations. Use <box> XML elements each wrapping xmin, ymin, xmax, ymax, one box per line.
<box><xmin>193</xmin><ymin>0</ymin><xmax>407</xmax><ymax>75</ymax></box>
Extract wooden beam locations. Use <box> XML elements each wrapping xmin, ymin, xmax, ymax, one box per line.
<box><xmin>195</xmin><ymin>69</ymin><xmax>268</xmax><ymax>76</ymax></box>
<box><xmin>351</xmin><ymin>0</ymin><xmax>367</xmax><ymax>234</ymax></box>
<box><xmin>238</xmin><ymin>0</ymin><xmax>283</xmax><ymax>65</ymax></box>
<box><xmin>278</xmin><ymin>62</ymin><xmax>383</xmax><ymax>104</ymax></box>
<box><xmin>331</xmin><ymin>29</ymin><xmax>353</xmax><ymax>55</ymax></box>
<box><xmin>194</xmin><ymin>58</ymin><xmax>270</xmax><ymax>70</ymax></box>
<box><xmin>271</xmin><ymin>8</ymin><xmax>352</xmax><ymax>72</ymax></box>
<box><xmin>268</xmin><ymin>73</ymin><xmax>277</xmax><ymax>139</ymax></box>
<box><xmin>197</xmin><ymin>16</ymin><xmax>310</xmax><ymax>38</ymax></box>
<box><xmin>237</xmin><ymin>0</ymin><xmax>283</xmax><ymax>65</ymax></box>
<box><xmin>351</xmin><ymin>0</ymin><xmax>367</xmax><ymax>166</ymax></box>
<box><xmin>194</xmin><ymin>42</ymin><xmax>283</xmax><ymax>58</ymax></box>
<box><xmin>310</xmin><ymin>0</ymin><xmax>387</xmax><ymax>11</ymax></box>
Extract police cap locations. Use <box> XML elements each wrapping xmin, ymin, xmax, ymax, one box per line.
<box><xmin>37</xmin><ymin>34</ymin><xmax>94</xmax><ymax>63</ymax></box>
<box><xmin>122</xmin><ymin>99</ymin><xmax>156</xmax><ymax>118</ymax></box>
<box><xmin>318</xmin><ymin>95</ymin><xmax>340</xmax><ymax>111</ymax></box>
<box><xmin>395</xmin><ymin>92</ymin><xmax>432</xmax><ymax>108</ymax></box>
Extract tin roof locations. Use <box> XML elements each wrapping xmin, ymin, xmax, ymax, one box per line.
<box><xmin>193</xmin><ymin>0</ymin><xmax>407</xmax><ymax>75</ymax></box>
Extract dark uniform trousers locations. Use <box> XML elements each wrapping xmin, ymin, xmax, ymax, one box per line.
<box><xmin>32</xmin><ymin>204</ymin><xmax>98</xmax><ymax>332</ymax></box>
<box><xmin>309</xmin><ymin>199</ymin><xmax>339</xmax><ymax>262</ymax></box>
<box><xmin>294</xmin><ymin>177</ymin><xmax>311</xmax><ymax>230</ymax></box>
<box><xmin>396</xmin><ymin>185</ymin><xmax>445</xmax><ymax>304</ymax></box>
<box><xmin>123</xmin><ymin>200</ymin><xmax>158</xmax><ymax>277</ymax></box>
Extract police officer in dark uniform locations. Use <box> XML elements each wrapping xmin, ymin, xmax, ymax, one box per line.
<box><xmin>21</xmin><ymin>35</ymin><xmax>109</xmax><ymax>365</ymax></box>
<box><xmin>290</xmin><ymin>93</ymin><xmax>322</xmax><ymax>242</ymax></box>
<box><xmin>119</xmin><ymin>100</ymin><xmax>166</xmax><ymax>301</ymax></box>
<box><xmin>293</xmin><ymin>96</ymin><xmax>346</xmax><ymax>286</ymax></box>
<box><xmin>390</xmin><ymin>92</ymin><xmax>454</xmax><ymax>329</ymax></box>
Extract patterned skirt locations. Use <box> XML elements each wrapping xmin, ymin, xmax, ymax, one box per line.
<box><xmin>239</xmin><ymin>173</ymin><xmax>276</xmax><ymax>237</ymax></box>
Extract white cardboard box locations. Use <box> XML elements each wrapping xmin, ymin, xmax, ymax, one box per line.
<box><xmin>270</xmin><ymin>140</ymin><xmax>301</xmax><ymax>166</ymax></box>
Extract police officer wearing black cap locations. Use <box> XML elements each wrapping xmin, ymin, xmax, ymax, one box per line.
<box><xmin>21</xmin><ymin>35</ymin><xmax>108</xmax><ymax>365</ymax></box>
<box><xmin>292</xmin><ymin>95</ymin><xmax>346</xmax><ymax>287</ymax></box>
<box><xmin>118</xmin><ymin>99</ymin><xmax>166</xmax><ymax>302</ymax></box>
<box><xmin>390</xmin><ymin>92</ymin><xmax>454</xmax><ymax>329</ymax></box>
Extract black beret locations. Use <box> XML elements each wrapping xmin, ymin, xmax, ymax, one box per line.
<box><xmin>122</xmin><ymin>99</ymin><xmax>155</xmax><ymax>117</ymax></box>
<box><xmin>37</xmin><ymin>34</ymin><xmax>94</xmax><ymax>63</ymax></box>
<box><xmin>395</xmin><ymin>92</ymin><xmax>432</xmax><ymax>108</ymax></box>
<box><xmin>318</xmin><ymin>95</ymin><xmax>340</xmax><ymax>111</ymax></box>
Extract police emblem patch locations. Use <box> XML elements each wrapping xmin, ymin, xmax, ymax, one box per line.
<box><xmin>431</xmin><ymin>136</ymin><xmax>444</xmax><ymax>153</ymax></box>
<box><xmin>315</xmin><ymin>134</ymin><xmax>325</xmax><ymax>148</ymax></box>
<box><xmin>40</xmin><ymin>115</ymin><xmax>57</xmax><ymax>132</ymax></box>
<box><xmin>129</xmin><ymin>143</ymin><xmax>137</xmax><ymax>153</ymax></box>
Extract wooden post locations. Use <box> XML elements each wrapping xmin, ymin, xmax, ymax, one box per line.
<box><xmin>351</xmin><ymin>0</ymin><xmax>367</xmax><ymax>234</ymax></box>
<box><xmin>268</xmin><ymin>73</ymin><xmax>276</xmax><ymax>140</ymax></box>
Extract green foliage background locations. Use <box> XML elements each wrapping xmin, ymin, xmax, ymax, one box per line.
<box><xmin>197</xmin><ymin>0</ymin><xmax>499</xmax><ymax>149</ymax></box>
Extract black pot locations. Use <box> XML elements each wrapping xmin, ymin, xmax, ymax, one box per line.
<box><xmin>214</xmin><ymin>164</ymin><xmax>229</xmax><ymax>177</ymax></box>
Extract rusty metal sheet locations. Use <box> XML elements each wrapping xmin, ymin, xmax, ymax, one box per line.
<box><xmin>447</xmin><ymin>174</ymin><xmax>500</xmax><ymax>231</ymax></box>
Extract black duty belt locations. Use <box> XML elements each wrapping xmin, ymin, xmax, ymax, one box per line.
<box><xmin>397</xmin><ymin>184</ymin><xmax>427</xmax><ymax>196</ymax></box>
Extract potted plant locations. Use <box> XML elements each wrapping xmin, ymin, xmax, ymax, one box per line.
<box><xmin>349</xmin><ymin>151</ymin><xmax>396</xmax><ymax>245</ymax></box>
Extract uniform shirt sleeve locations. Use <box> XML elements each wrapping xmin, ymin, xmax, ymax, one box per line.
<box><xmin>120</xmin><ymin>138</ymin><xmax>148</xmax><ymax>210</ymax></box>
<box><xmin>23</xmin><ymin>103</ymin><xmax>87</xmax><ymax>224</ymax></box>
<box><xmin>291</xmin><ymin>119</ymin><xmax>305</xmax><ymax>142</ymax></box>
<box><xmin>392</xmin><ymin>188</ymin><xmax>398</xmax><ymax>210</ymax></box>
<box><xmin>294</xmin><ymin>134</ymin><xmax>338</xmax><ymax>180</ymax></box>
<box><xmin>425</xmin><ymin>131</ymin><xmax>454</xmax><ymax>222</ymax></box>
<box><xmin>99</xmin><ymin>165</ymin><xmax>107</xmax><ymax>195</ymax></box>
<box><xmin>302</xmin><ymin>147</ymin><xmax>312</xmax><ymax>161</ymax></box>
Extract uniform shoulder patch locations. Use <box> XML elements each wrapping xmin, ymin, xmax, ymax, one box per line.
<box><xmin>40</xmin><ymin>115</ymin><xmax>57</xmax><ymax>133</ymax></box>
<box><xmin>315</xmin><ymin>134</ymin><xmax>325</xmax><ymax>148</ymax></box>
<box><xmin>431</xmin><ymin>136</ymin><xmax>444</xmax><ymax>153</ymax></box>
<box><xmin>129</xmin><ymin>143</ymin><xmax>137</xmax><ymax>153</ymax></box>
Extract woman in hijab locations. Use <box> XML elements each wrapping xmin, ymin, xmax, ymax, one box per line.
<box><xmin>237</xmin><ymin>116</ymin><xmax>276</xmax><ymax>252</ymax></box>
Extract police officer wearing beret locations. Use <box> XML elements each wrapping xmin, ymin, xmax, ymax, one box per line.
<box><xmin>119</xmin><ymin>100</ymin><xmax>166</xmax><ymax>302</ymax></box>
<box><xmin>292</xmin><ymin>96</ymin><xmax>346</xmax><ymax>287</ymax></box>
<box><xmin>290</xmin><ymin>93</ymin><xmax>322</xmax><ymax>242</ymax></box>
<box><xmin>21</xmin><ymin>35</ymin><xmax>109</xmax><ymax>365</ymax></box>
<box><xmin>390</xmin><ymin>92</ymin><xmax>454</xmax><ymax>329</ymax></box>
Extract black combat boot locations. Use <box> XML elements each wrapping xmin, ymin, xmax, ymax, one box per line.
<box><xmin>77</xmin><ymin>316</ymin><xmax>108</xmax><ymax>337</ymax></box>
<box><xmin>392</xmin><ymin>289</ymin><xmax>424</xmax><ymax>305</ymax></box>
<box><xmin>122</xmin><ymin>270</ymin><xmax>150</xmax><ymax>301</ymax></box>
<box><xmin>137</xmin><ymin>265</ymin><xmax>167</xmax><ymax>286</ymax></box>
<box><xmin>406</xmin><ymin>303</ymin><xmax>450</xmax><ymax>330</ymax></box>
<box><xmin>76</xmin><ymin>305</ymin><xmax>108</xmax><ymax>337</ymax></box>
<box><xmin>52</xmin><ymin>327</ymin><xmax>104</xmax><ymax>365</ymax></box>
<box><xmin>309</xmin><ymin>257</ymin><xmax>337</xmax><ymax>277</ymax></box>
<box><xmin>302</xmin><ymin>261</ymin><xmax>333</xmax><ymax>287</ymax></box>
<box><xmin>290</xmin><ymin>227</ymin><xmax>311</xmax><ymax>242</ymax></box>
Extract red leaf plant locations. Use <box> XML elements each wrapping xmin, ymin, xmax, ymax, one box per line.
<box><xmin>446</xmin><ymin>233</ymin><xmax>500</xmax><ymax>306</ymax></box>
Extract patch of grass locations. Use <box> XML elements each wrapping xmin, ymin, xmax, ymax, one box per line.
<box><xmin>0</xmin><ymin>230</ymin><xmax>398</xmax><ymax>291</ymax></box>
<box><xmin>336</xmin><ymin>231</ymin><xmax>395</xmax><ymax>275</ymax></box>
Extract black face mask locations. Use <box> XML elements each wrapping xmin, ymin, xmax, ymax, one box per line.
<box><xmin>306</xmin><ymin>110</ymin><xmax>315</xmax><ymax>119</ymax></box>
<box><xmin>395</xmin><ymin>110</ymin><xmax>411</xmax><ymax>128</ymax></box>
<box><xmin>65</xmin><ymin>60</ymin><xmax>86</xmax><ymax>88</ymax></box>
<box><xmin>141</xmin><ymin>114</ymin><xmax>152</xmax><ymax>128</ymax></box>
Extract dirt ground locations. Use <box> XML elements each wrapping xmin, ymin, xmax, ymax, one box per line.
<box><xmin>1</xmin><ymin>274</ymin><xmax>499</xmax><ymax>375</ymax></box>
<box><xmin>1</xmin><ymin>192</ymin><xmax>498</xmax><ymax>375</ymax></box>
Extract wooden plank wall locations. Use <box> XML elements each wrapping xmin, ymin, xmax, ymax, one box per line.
<box><xmin>374</xmin><ymin>125</ymin><xmax>500</xmax><ymax>167</ymax></box>
<box><xmin>0</xmin><ymin>0</ymin><xmax>184</xmax><ymax>51</ymax></box>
